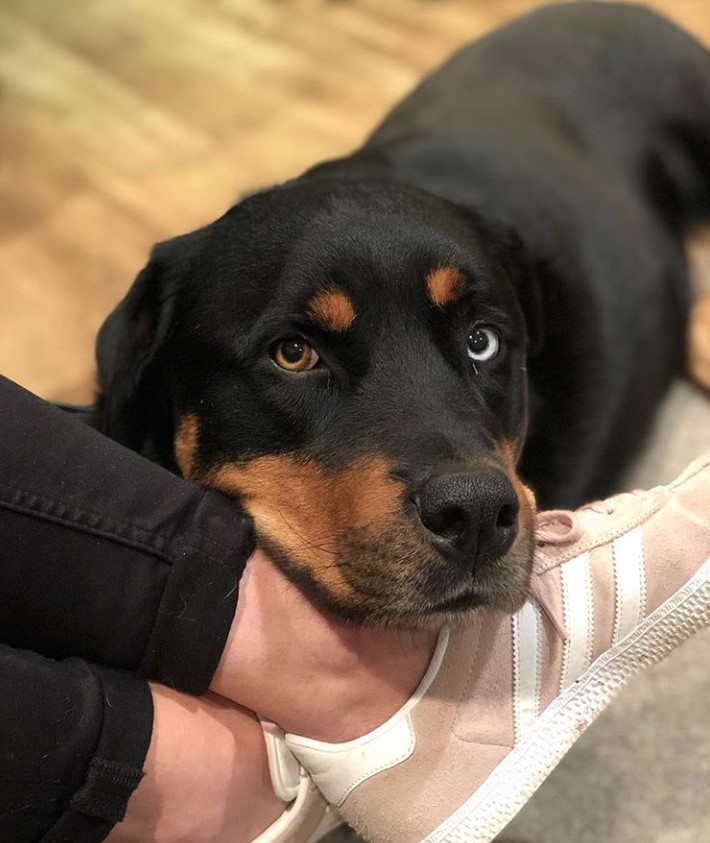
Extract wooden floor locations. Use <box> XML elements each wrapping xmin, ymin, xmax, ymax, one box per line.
<box><xmin>2</xmin><ymin>0</ymin><xmax>710</xmax><ymax>401</ymax></box>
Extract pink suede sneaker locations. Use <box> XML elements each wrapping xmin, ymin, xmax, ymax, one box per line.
<box><xmin>279</xmin><ymin>454</ymin><xmax>710</xmax><ymax>843</ymax></box>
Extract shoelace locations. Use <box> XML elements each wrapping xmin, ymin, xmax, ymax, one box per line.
<box><xmin>534</xmin><ymin>510</ymin><xmax>581</xmax><ymax>546</ymax></box>
<box><xmin>581</xmin><ymin>488</ymin><xmax>643</xmax><ymax>516</ymax></box>
<box><xmin>529</xmin><ymin>490</ymin><xmax>645</xmax><ymax>639</ymax></box>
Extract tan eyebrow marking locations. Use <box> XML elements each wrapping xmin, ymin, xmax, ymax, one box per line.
<box><xmin>426</xmin><ymin>267</ymin><xmax>466</xmax><ymax>309</ymax></box>
<box><xmin>308</xmin><ymin>287</ymin><xmax>356</xmax><ymax>332</ymax></box>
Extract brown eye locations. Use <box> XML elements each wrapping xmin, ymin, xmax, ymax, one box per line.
<box><xmin>271</xmin><ymin>338</ymin><xmax>320</xmax><ymax>372</ymax></box>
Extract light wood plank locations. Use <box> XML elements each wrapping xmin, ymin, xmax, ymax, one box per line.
<box><xmin>0</xmin><ymin>0</ymin><xmax>708</xmax><ymax>400</ymax></box>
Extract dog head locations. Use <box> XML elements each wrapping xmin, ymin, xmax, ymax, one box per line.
<box><xmin>95</xmin><ymin>178</ymin><xmax>541</xmax><ymax>624</ymax></box>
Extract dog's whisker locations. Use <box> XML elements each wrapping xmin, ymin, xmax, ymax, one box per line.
<box><xmin>271</xmin><ymin>506</ymin><xmax>341</xmax><ymax>558</ymax></box>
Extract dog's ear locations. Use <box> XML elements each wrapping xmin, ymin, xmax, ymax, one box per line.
<box><xmin>93</xmin><ymin>231</ymin><xmax>203</xmax><ymax>464</ymax></box>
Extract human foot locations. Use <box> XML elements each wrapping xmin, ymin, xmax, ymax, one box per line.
<box><xmin>211</xmin><ymin>550</ymin><xmax>437</xmax><ymax>743</ymax></box>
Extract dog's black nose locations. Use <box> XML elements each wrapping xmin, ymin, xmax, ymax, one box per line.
<box><xmin>415</xmin><ymin>469</ymin><xmax>519</xmax><ymax>564</ymax></box>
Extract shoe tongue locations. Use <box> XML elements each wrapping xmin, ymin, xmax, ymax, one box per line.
<box><xmin>534</xmin><ymin>510</ymin><xmax>582</xmax><ymax>544</ymax></box>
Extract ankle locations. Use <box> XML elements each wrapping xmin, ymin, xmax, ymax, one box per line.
<box><xmin>210</xmin><ymin>552</ymin><xmax>437</xmax><ymax>741</ymax></box>
<box><xmin>269</xmin><ymin>626</ymin><xmax>438</xmax><ymax>742</ymax></box>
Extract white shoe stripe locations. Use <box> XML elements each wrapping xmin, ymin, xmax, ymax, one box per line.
<box><xmin>513</xmin><ymin>600</ymin><xmax>541</xmax><ymax>743</ymax></box>
<box><xmin>560</xmin><ymin>552</ymin><xmax>593</xmax><ymax>691</ymax></box>
<box><xmin>613</xmin><ymin>527</ymin><xmax>647</xmax><ymax>644</ymax></box>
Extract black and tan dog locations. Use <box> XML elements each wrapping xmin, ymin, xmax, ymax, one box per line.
<box><xmin>93</xmin><ymin>3</ymin><xmax>710</xmax><ymax>625</ymax></box>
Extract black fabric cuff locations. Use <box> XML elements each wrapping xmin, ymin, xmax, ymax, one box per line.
<box><xmin>0</xmin><ymin>375</ymin><xmax>254</xmax><ymax>697</ymax></box>
<box><xmin>138</xmin><ymin>490</ymin><xmax>255</xmax><ymax>694</ymax></box>
<box><xmin>41</xmin><ymin>665</ymin><xmax>153</xmax><ymax>843</ymax></box>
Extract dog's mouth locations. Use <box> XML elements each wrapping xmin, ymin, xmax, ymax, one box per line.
<box><xmin>418</xmin><ymin>539</ymin><xmax>535</xmax><ymax>618</ymax></box>
<box><xmin>194</xmin><ymin>452</ymin><xmax>536</xmax><ymax>626</ymax></box>
<box><xmin>257</xmin><ymin>508</ymin><xmax>536</xmax><ymax>625</ymax></box>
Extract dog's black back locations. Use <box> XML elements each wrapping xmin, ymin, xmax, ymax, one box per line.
<box><xmin>305</xmin><ymin>2</ymin><xmax>710</xmax><ymax>505</ymax></box>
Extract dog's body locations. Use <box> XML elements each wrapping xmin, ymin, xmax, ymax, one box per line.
<box><xmin>94</xmin><ymin>3</ymin><xmax>710</xmax><ymax>623</ymax></box>
<box><xmin>311</xmin><ymin>1</ymin><xmax>710</xmax><ymax>506</ymax></box>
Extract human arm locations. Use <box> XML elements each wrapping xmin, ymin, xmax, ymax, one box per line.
<box><xmin>106</xmin><ymin>685</ymin><xmax>281</xmax><ymax>843</ymax></box>
<box><xmin>0</xmin><ymin>643</ymin><xmax>152</xmax><ymax>843</ymax></box>
<box><xmin>0</xmin><ymin>375</ymin><xmax>280</xmax><ymax>842</ymax></box>
<box><xmin>0</xmin><ymin>374</ymin><xmax>253</xmax><ymax>695</ymax></box>
<box><xmin>0</xmin><ymin>643</ymin><xmax>282</xmax><ymax>843</ymax></box>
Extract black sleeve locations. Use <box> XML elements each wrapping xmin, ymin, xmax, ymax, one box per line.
<box><xmin>0</xmin><ymin>643</ymin><xmax>153</xmax><ymax>843</ymax></box>
<box><xmin>0</xmin><ymin>375</ymin><xmax>254</xmax><ymax>695</ymax></box>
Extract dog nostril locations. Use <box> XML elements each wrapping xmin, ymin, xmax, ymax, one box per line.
<box><xmin>427</xmin><ymin>506</ymin><xmax>468</xmax><ymax>542</ymax></box>
<box><xmin>496</xmin><ymin>503</ymin><xmax>517</xmax><ymax>530</ymax></box>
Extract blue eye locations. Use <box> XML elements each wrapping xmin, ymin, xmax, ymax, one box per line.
<box><xmin>467</xmin><ymin>327</ymin><xmax>500</xmax><ymax>362</ymax></box>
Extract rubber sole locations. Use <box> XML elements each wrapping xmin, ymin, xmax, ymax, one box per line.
<box><xmin>422</xmin><ymin>554</ymin><xmax>710</xmax><ymax>843</ymax></box>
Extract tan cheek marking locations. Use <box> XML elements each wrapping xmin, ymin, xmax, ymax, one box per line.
<box><xmin>426</xmin><ymin>267</ymin><xmax>466</xmax><ymax>309</ymax></box>
<box><xmin>689</xmin><ymin>293</ymin><xmax>710</xmax><ymax>392</ymax></box>
<box><xmin>496</xmin><ymin>438</ymin><xmax>537</xmax><ymax>516</ymax></box>
<box><xmin>495</xmin><ymin>438</ymin><xmax>537</xmax><ymax>607</ymax></box>
<box><xmin>307</xmin><ymin>288</ymin><xmax>356</xmax><ymax>332</ymax></box>
<box><xmin>174</xmin><ymin>414</ymin><xmax>199</xmax><ymax>478</ymax></box>
<box><xmin>205</xmin><ymin>455</ymin><xmax>404</xmax><ymax>597</ymax></box>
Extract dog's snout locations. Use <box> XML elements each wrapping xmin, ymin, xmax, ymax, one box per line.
<box><xmin>415</xmin><ymin>469</ymin><xmax>519</xmax><ymax>565</ymax></box>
